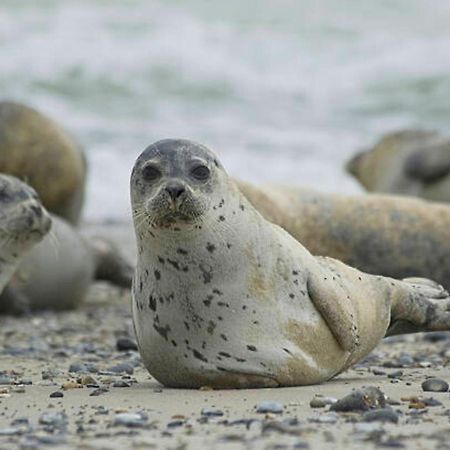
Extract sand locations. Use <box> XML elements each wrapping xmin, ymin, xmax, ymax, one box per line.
<box><xmin>1</xmin><ymin>222</ymin><xmax>450</xmax><ymax>450</ymax></box>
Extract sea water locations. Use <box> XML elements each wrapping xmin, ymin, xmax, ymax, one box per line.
<box><xmin>1</xmin><ymin>0</ymin><xmax>450</xmax><ymax>221</ymax></box>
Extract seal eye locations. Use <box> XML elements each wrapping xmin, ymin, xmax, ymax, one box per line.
<box><xmin>191</xmin><ymin>165</ymin><xmax>210</xmax><ymax>181</ymax></box>
<box><xmin>142</xmin><ymin>164</ymin><xmax>161</xmax><ymax>182</ymax></box>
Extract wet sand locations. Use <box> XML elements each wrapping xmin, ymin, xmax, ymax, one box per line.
<box><xmin>1</xmin><ymin>223</ymin><xmax>450</xmax><ymax>450</ymax></box>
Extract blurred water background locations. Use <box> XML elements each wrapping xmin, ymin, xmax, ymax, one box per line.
<box><xmin>1</xmin><ymin>0</ymin><xmax>450</xmax><ymax>222</ymax></box>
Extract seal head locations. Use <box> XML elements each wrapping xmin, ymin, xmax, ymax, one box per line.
<box><xmin>131</xmin><ymin>139</ymin><xmax>225</xmax><ymax>231</ymax></box>
<box><xmin>0</xmin><ymin>175</ymin><xmax>51</xmax><ymax>255</ymax></box>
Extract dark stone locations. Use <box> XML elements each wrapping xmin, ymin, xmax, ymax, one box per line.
<box><xmin>422</xmin><ymin>378</ymin><xmax>449</xmax><ymax>393</ymax></box>
<box><xmin>361</xmin><ymin>408</ymin><xmax>399</xmax><ymax>423</ymax></box>
<box><xmin>116</xmin><ymin>338</ymin><xmax>138</xmax><ymax>352</ymax></box>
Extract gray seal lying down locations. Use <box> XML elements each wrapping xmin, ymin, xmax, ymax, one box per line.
<box><xmin>130</xmin><ymin>139</ymin><xmax>450</xmax><ymax>389</ymax></box>
<box><xmin>0</xmin><ymin>174</ymin><xmax>132</xmax><ymax>314</ymax></box>
<box><xmin>347</xmin><ymin>130</ymin><xmax>450</xmax><ymax>203</ymax></box>
<box><xmin>236</xmin><ymin>181</ymin><xmax>450</xmax><ymax>290</ymax></box>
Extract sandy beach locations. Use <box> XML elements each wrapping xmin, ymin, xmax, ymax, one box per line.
<box><xmin>0</xmin><ymin>223</ymin><xmax>449</xmax><ymax>450</ymax></box>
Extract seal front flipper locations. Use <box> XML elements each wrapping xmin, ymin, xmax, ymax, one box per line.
<box><xmin>307</xmin><ymin>266</ymin><xmax>360</xmax><ymax>352</ymax></box>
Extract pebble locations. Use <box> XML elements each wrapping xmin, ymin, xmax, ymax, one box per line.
<box><xmin>108</xmin><ymin>362</ymin><xmax>134</xmax><ymax>375</ymax></box>
<box><xmin>387</xmin><ymin>370</ymin><xmax>403</xmax><ymax>379</ymax></box>
<box><xmin>116</xmin><ymin>337</ymin><xmax>138</xmax><ymax>351</ymax></box>
<box><xmin>113</xmin><ymin>412</ymin><xmax>148</xmax><ymax>428</ymax></box>
<box><xmin>330</xmin><ymin>386</ymin><xmax>386</xmax><ymax>412</ymax></box>
<box><xmin>256</xmin><ymin>401</ymin><xmax>284</xmax><ymax>414</ymax></box>
<box><xmin>90</xmin><ymin>387</ymin><xmax>109</xmax><ymax>396</ymax></box>
<box><xmin>49</xmin><ymin>391</ymin><xmax>64</xmax><ymax>398</ymax></box>
<box><xmin>422</xmin><ymin>378</ymin><xmax>449</xmax><ymax>392</ymax></box>
<box><xmin>361</xmin><ymin>408</ymin><xmax>399</xmax><ymax>424</ymax></box>
<box><xmin>167</xmin><ymin>420</ymin><xmax>184</xmax><ymax>428</ymax></box>
<box><xmin>68</xmin><ymin>362</ymin><xmax>97</xmax><ymax>374</ymax></box>
<box><xmin>39</xmin><ymin>412</ymin><xmax>67</xmax><ymax>429</ymax></box>
<box><xmin>112</xmin><ymin>380</ymin><xmax>131</xmax><ymax>388</ymax></box>
<box><xmin>201</xmin><ymin>408</ymin><xmax>224</xmax><ymax>417</ymax></box>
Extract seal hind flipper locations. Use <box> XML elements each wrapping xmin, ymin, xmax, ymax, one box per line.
<box><xmin>389</xmin><ymin>278</ymin><xmax>450</xmax><ymax>334</ymax></box>
<box><xmin>89</xmin><ymin>237</ymin><xmax>134</xmax><ymax>288</ymax></box>
<box><xmin>307</xmin><ymin>269</ymin><xmax>360</xmax><ymax>352</ymax></box>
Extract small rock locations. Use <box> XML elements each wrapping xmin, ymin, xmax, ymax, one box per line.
<box><xmin>167</xmin><ymin>420</ymin><xmax>184</xmax><ymax>428</ymax></box>
<box><xmin>68</xmin><ymin>362</ymin><xmax>97</xmax><ymax>374</ymax></box>
<box><xmin>42</xmin><ymin>369</ymin><xmax>63</xmax><ymax>380</ymax></box>
<box><xmin>422</xmin><ymin>378</ymin><xmax>449</xmax><ymax>392</ymax></box>
<box><xmin>90</xmin><ymin>387</ymin><xmax>109</xmax><ymax>397</ymax></box>
<box><xmin>201</xmin><ymin>408</ymin><xmax>224</xmax><ymax>417</ymax></box>
<box><xmin>330</xmin><ymin>386</ymin><xmax>385</xmax><ymax>412</ymax></box>
<box><xmin>387</xmin><ymin>371</ymin><xmax>403</xmax><ymax>379</ymax></box>
<box><xmin>256</xmin><ymin>401</ymin><xmax>284</xmax><ymax>414</ymax></box>
<box><xmin>116</xmin><ymin>338</ymin><xmax>138</xmax><ymax>352</ymax></box>
<box><xmin>310</xmin><ymin>398</ymin><xmax>327</xmax><ymax>408</ymax></box>
<box><xmin>113</xmin><ymin>380</ymin><xmax>131</xmax><ymax>388</ymax></box>
<box><xmin>39</xmin><ymin>412</ymin><xmax>67</xmax><ymax>429</ymax></box>
<box><xmin>49</xmin><ymin>391</ymin><xmax>64</xmax><ymax>398</ymax></box>
<box><xmin>361</xmin><ymin>408</ymin><xmax>399</xmax><ymax>424</ymax></box>
<box><xmin>422</xmin><ymin>397</ymin><xmax>443</xmax><ymax>407</ymax></box>
<box><xmin>113</xmin><ymin>412</ymin><xmax>148</xmax><ymax>428</ymax></box>
<box><xmin>108</xmin><ymin>363</ymin><xmax>134</xmax><ymax>375</ymax></box>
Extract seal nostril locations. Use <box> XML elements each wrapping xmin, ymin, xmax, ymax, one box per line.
<box><xmin>165</xmin><ymin>183</ymin><xmax>185</xmax><ymax>200</ymax></box>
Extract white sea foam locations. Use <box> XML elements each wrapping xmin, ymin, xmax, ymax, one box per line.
<box><xmin>1</xmin><ymin>0</ymin><xmax>450</xmax><ymax>221</ymax></box>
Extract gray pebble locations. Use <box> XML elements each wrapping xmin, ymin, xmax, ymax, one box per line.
<box><xmin>68</xmin><ymin>362</ymin><xmax>97</xmax><ymax>374</ymax></box>
<box><xmin>361</xmin><ymin>408</ymin><xmax>399</xmax><ymax>424</ymax></box>
<box><xmin>422</xmin><ymin>378</ymin><xmax>449</xmax><ymax>392</ymax></box>
<box><xmin>108</xmin><ymin>362</ymin><xmax>134</xmax><ymax>375</ymax></box>
<box><xmin>39</xmin><ymin>412</ymin><xmax>67</xmax><ymax>429</ymax></box>
<box><xmin>201</xmin><ymin>408</ymin><xmax>224</xmax><ymax>417</ymax></box>
<box><xmin>49</xmin><ymin>391</ymin><xmax>64</xmax><ymax>398</ymax></box>
<box><xmin>116</xmin><ymin>338</ymin><xmax>138</xmax><ymax>351</ymax></box>
<box><xmin>256</xmin><ymin>401</ymin><xmax>284</xmax><ymax>414</ymax></box>
<box><xmin>330</xmin><ymin>386</ymin><xmax>386</xmax><ymax>412</ymax></box>
<box><xmin>113</xmin><ymin>412</ymin><xmax>148</xmax><ymax>428</ymax></box>
<box><xmin>112</xmin><ymin>380</ymin><xmax>131</xmax><ymax>388</ymax></box>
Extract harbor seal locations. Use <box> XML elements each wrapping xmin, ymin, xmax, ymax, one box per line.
<box><xmin>0</xmin><ymin>101</ymin><xmax>86</xmax><ymax>224</ymax></box>
<box><xmin>346</xmin><ymin>130</ymin><xmax>450</xmax><ymax>203</ymax></box>
<box><xmin>131</xmin><ymin>139</ymin><xmax>450</xmax><ymax>389</ymax></box>
<box><xmin>0</xmin><ymin>175</ymin><xmax>133</xmax><ymax>314</ymax></box>
<box><xmin>236</xmin><ymin>181</ymin><xmax>450</xmax><ymax>290</ymax></box>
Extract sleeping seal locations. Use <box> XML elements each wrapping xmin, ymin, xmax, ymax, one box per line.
<box><xmin>347</xmin><ymin>129</ymin><xmax>450</xmax><ymax>203</ymax></box>
<box><xmin>236</xmin><ymin>181</ymin><xmax>450</xmax><ymax>290</ymax></box>
<box><xmin>0</xmin><ymin>101</ymin><xmax>86</xmax><ymax>224</ymax></box>
<box><xmin>130</xmin><ymin>139</ymin><xmax>450</xmax><ymax>389</ymax></box>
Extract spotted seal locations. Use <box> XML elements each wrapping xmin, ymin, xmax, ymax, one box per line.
<box><xmin>0</xmin><ymin>101</ymin><xmax>86</xmax><ymax>224</ymax></box>
<box><xmin>131</xmin><ymin>139</ymin><xmax>450</xmax><ymax>389</ymax></box>
<box><xmin>0</xmin><ymin>175</ymin><xmax>133</xmax><ymax>314</ymax></box>
<box><xmin>347</xmin><ymin>129</ymin><xmax>450</xmax><ymax>203</ymax></box>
